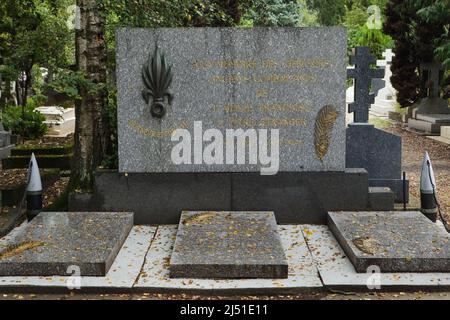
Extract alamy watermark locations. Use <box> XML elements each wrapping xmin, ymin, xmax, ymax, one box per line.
<box><xmin>171</xmin><ymin>121</ymin><xmax>280</xmax><ymax>175</ymax></box>
<box><xmin>366</xmin><ymin>5</ymin><xmax>382</xmax><ymax>30</ymax></box>
<box><xmin>366</xmin><ymin>265</ymin><xmax>381</xmax><ymax>290</ymax></box>
<box><xmin>66</xmin><ymin>5</ymin><xmax>81</xmax><ymax>30</ymax></box>
<box><xmin>66</xmin><ymin>265</ymin><xmax>81</xmax><ymax>290</ymax></box>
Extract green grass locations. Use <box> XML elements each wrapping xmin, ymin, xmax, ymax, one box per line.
<box><xmin>369</xmin><ymin>118</ymin><xmax>393</xmax><ymax>129</ymax></box>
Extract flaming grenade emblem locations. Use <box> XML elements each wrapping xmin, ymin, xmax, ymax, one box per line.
<box><xmin>142</xmin><ymin>46</ymin><xmax>173</xmax><ymax>118</ymax></box>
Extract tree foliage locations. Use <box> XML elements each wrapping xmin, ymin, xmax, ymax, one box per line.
<box><xmin>307</xmin><ymin>0</ymin><xmax>346</xmax><ymax>26</ymax></box>
<box><xmin>246</xmin><ymin>0</ymin><xmax>301</xmax><ymax>26</ymax></box>
<box><xmin>417</xmin><ymin>0</ymin><xmax>450</xmax><ymax>68</ymax></box>
<box><xmin>383</xmin><ymin>0</ymin><xmax>449</xmax><ymax>107</ymax></box>
<box><xmin>0</xmin><ymin>0</ymin><xmax>74</xmax><ymax>106</ymax></box>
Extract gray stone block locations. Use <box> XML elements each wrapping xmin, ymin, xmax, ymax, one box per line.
<box><xmin>0</xmin><ymin>145</ymin><xmax>13</xmax><ymax>160</ymax></box>
<box><xmin>0</xmin><ymin>212</ymin><xmax>133</xmax><ymax>276</ymax></box>
<box><xmin>368</xmin><ymin>187</ymin><xmax>394</xmax><ymax>210</ymax></box>
<box><xmin>116</xmin><ymin>27</ymin><xmax>347</xmax><ymax>173</ymax></box>
<box><xmin>232</xmin><ymin>169</ymin><xmax>369</xmax><ymax>224</ymax></box>
<box><xmin>328</xmin><ymin>211</ymin><xmax>450</xmax><ymax>273</ymax></box>
<box><xmin>369</xmin><ymin>178</ymin><xmax>409</xmax><ymax>203</ymax></box>
<box><xmin>169</xmin><ymin>211</ymin><xmax>288</xmax><ymax>279</ymax></box>
<box><xmin>346</xmin><ymin>123</ymin><xmax>407</xmax><ymax>203</ymax></box>
<box><xmin>0</xmin><ymin>130</ymin><xmax>13</xmax><ymax>160</ymax></box>
<box><xmin>408</xmin><ymin>118</ymin><xmax>442</xmax><ymax>134</ymax></box>
<box><xmin>69</xmin><ymin>170</ymin><xmax>232</xmax><ymax>225</ymax></box>
<box><xmin>346</xmin><ymin>123</ymin><xmax>401</xmax><ymax>179</ymax></box>
<box><xmin>416</xmin><ymin>114</ymin><xmax>450</xmax><ymax>124</ymax></box>
<box><xmin>69</xmin><ymin>169</ymin><xmax>370</xmax><ymax>225</ymax></box>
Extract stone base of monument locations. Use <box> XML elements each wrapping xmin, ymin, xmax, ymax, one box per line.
<box><xmin>408</xmin><ymin>113</ymin><xmax>450</xmax><ymax>135</ymax></box>
<box><xmin>346</xmin><ymin>123</ymin><xmax>408</xmax><ymax>203</ymax></box>
<box><xmin>429</xmin><ymin>126</ymin><xmax>450</xmax><ymax>145</ymax></box>
<box><xmin>328</xmin><ymin>211</ymin><xmax>450</xmax><ymax>273</ymax></box>
<box><xmin>5</xmin><ymin>220</ymin><xmax>450</xmax><ymax>293</ymax></box>
<box><xmin>169</xmin><ymin>211</ymin><xmax>288</xmax><ymax>279</ymax></box>
<box><xmin>368</xmin><ymin>187</ymin><xmax>394</xmax><ymax>211</ymax></box>
<box><xmin>414</xmin><ymin>97</ymin><xmax>450</xmax><ymax>115</ymax></box>
<box><xmin>0</xmin><ymin>212</ymin><xmax>133</xmax><ymax>276</ymax></box>
<box><xmin>68</xmin><ymin>169</ymin><xmax>373</xmax><ymax>225</ymax></box>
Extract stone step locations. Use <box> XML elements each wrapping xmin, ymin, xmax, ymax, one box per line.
<box><xmin>169</xmin><ymin>211</ymin><xmax>288</xmax><ymax>279</ymax></box>
<box><xmin>328</xmin><ymin>211</ymin><xmax>450</xmax><ymax>273</ymax></box>
<box><xmin>408</xmin><ymin>118</ymin><xmax>442</xmax><ymax>134</ymax></box>
<box><xmin>442</xmin><ymin>126</ymin><xmax>450</xmax><ymax>139</ymax></box>
<box><xmin>0</xmin><ymin>212</ymin><xmax>133</xmax><ymax>276</ymax></box>
<box><xmin>416</xmin><ymin>113</ymin><xmax>450</xmax><ymax>124</ymax></box>
<box><xmin>368</xmin><ymin>186</ymin><xmax>394</xmax><ymax>210</ymax></box>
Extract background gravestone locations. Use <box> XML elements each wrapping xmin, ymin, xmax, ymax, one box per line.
<box><xmin>347</xmin><ymin>47</ymin><xmax>384</xmax><ymax>123</ymax></box>
<box><xmin>0</xmin><ymin>120</ymin><xmax>13</xmax><ymax>160</ymax></box>
<box><xmin>370</xmin><ymin>49</ymin><xmax>397</xmax><ymax>117</ymax></box>
<box><xmin>408</xmin><ymin>59</ymin><xmax>450</xmax><ymax>134</ymax></box>
<box><xmin>346</xmin><ymin>46</ymin><xmax>408</xmax><ymax>203</ymax></box>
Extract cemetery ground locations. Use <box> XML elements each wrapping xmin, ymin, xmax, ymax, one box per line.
<box><xmin>0</xmin><ymin>134</ymin><xmax>71</xmax><ymax>235</ymax></box>
<box><xmin>382</xmin><ymin>122</ymin><xmax>450</xmax><ymax>219</ymax></box>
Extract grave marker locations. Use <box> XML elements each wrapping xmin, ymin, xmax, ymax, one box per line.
<box><xmin>347</xmin><ymin>47</ymin><xmax>384</xmax><ymax>122</ymax></box>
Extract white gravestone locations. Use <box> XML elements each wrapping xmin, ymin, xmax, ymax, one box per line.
<box><xmin>370</xmin><ymin>49</ymin><xmax>397</xmax><ymax>117</ymax></box>
<box><xmin>36</xmin><ymin>106</ymin><xmax>75</xmax><ymax>137</ymax></box>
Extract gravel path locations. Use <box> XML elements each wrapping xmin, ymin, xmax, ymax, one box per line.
<box><xmin>383</xmin><ymin>123</ymin><xmax>450</xmax><ymax>220</ymax></box>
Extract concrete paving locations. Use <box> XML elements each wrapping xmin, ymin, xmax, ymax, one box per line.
<box><xmin>0</xmin><ymin>225</ymin><xmax>155</xmax><ymax>290</ymax></box>
<box><xmin>303</xmin><ymin>224</ymin><xmax>450</xmax><ymax>291</ymax></box>
<box><xmin>135</xmin><ymin>225</ymin><xmax>322</xmax><ymax>294</ymax></box>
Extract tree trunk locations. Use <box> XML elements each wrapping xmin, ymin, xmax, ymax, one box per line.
<box><xmin>70</xmin><ymin>0</ymin><xmax>109</xmax><ymax>192</ymax></box>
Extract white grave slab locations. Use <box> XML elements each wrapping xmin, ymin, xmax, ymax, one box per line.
<box><xmin>36</xmin><ymin>106</ymin><xmax>75</xmax><ymax>137</ymax></box>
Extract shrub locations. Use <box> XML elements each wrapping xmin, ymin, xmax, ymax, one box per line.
<box><xmin>2</xmin><ymin>103</ymin><xmax>48</xmax><ymax>140</ymax></box>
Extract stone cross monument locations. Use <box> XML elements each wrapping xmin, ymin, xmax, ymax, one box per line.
<box><xmin>421</xmin><ymin>59</ymin><xmax>443</xmax><ymax>99</ymax></box>
<box><xmin>347</xmin><ymin>47</ymin><xmax>385</xmax><ymax>123</ymax></box>
<box><xmin>413</xmin><ymin>59</ymin><xmax>450</xmax><ymax>115</ymax></box>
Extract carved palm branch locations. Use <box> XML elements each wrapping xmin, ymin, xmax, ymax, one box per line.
<box><xmin>314</xmin><ymin>105</ymin><xmax>339</xmax><ymax>162</ymax></box>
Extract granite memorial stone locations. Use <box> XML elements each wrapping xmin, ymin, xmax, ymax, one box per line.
<box><xmin>347</xmin><ymin>46</ymin><xmax>384</xmax><ymax>123</ymax></box>
<box><xmin>117</xmin><ymin>27</ymin><xmax>347</xmax><ymax>173</ymax></box>
<box><xmin>70</xmin><ymin>28</ymin><xmax>374</xmax><ymax>224</ymax></box>
<box><xmin>170</xmin><ymin>211</ymin><xmax>288</xmax><ymax>279</ymax></box>
<box><xmin>408</xmin><ymin>59</ymin><xmax>450</xmax><ymax>133</ymax></box>
<box><xmin>346</xmin><ymin>46</ymin><xmax>407</xmax><ymax>202</ymax></box>
<box><xmin>328</xmin><ymin>211</ymin><xmax>450</xmax><ymax>273</ymax></box>
<box><xmin>0</xmin><ymin>212</ymin><xmax>133</xmax><ymax>276</ymax></box>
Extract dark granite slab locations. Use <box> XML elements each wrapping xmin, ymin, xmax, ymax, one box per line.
<box><xmin>0</xmin><ymin>212</ymin><xmax>133</xmax><ymax>276</ymax></box>
<box><xmin>170</xmin><ymin>211</ymin><xmax>288</xmax><ymax>279</ymax></box>
<box><xmin>69</xmin><ymin>169</ymin><xmax>370</xmax><ymax>225</ymax></box>
<box><xmin>346</xmin><ymin>123</ymin><xmax>407</xmax><ymax>202</ymax></box>
<box><xmin>328</xmin><ymin>211</ymin><xmax>450</xmax><ymax>273</ymax></box>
